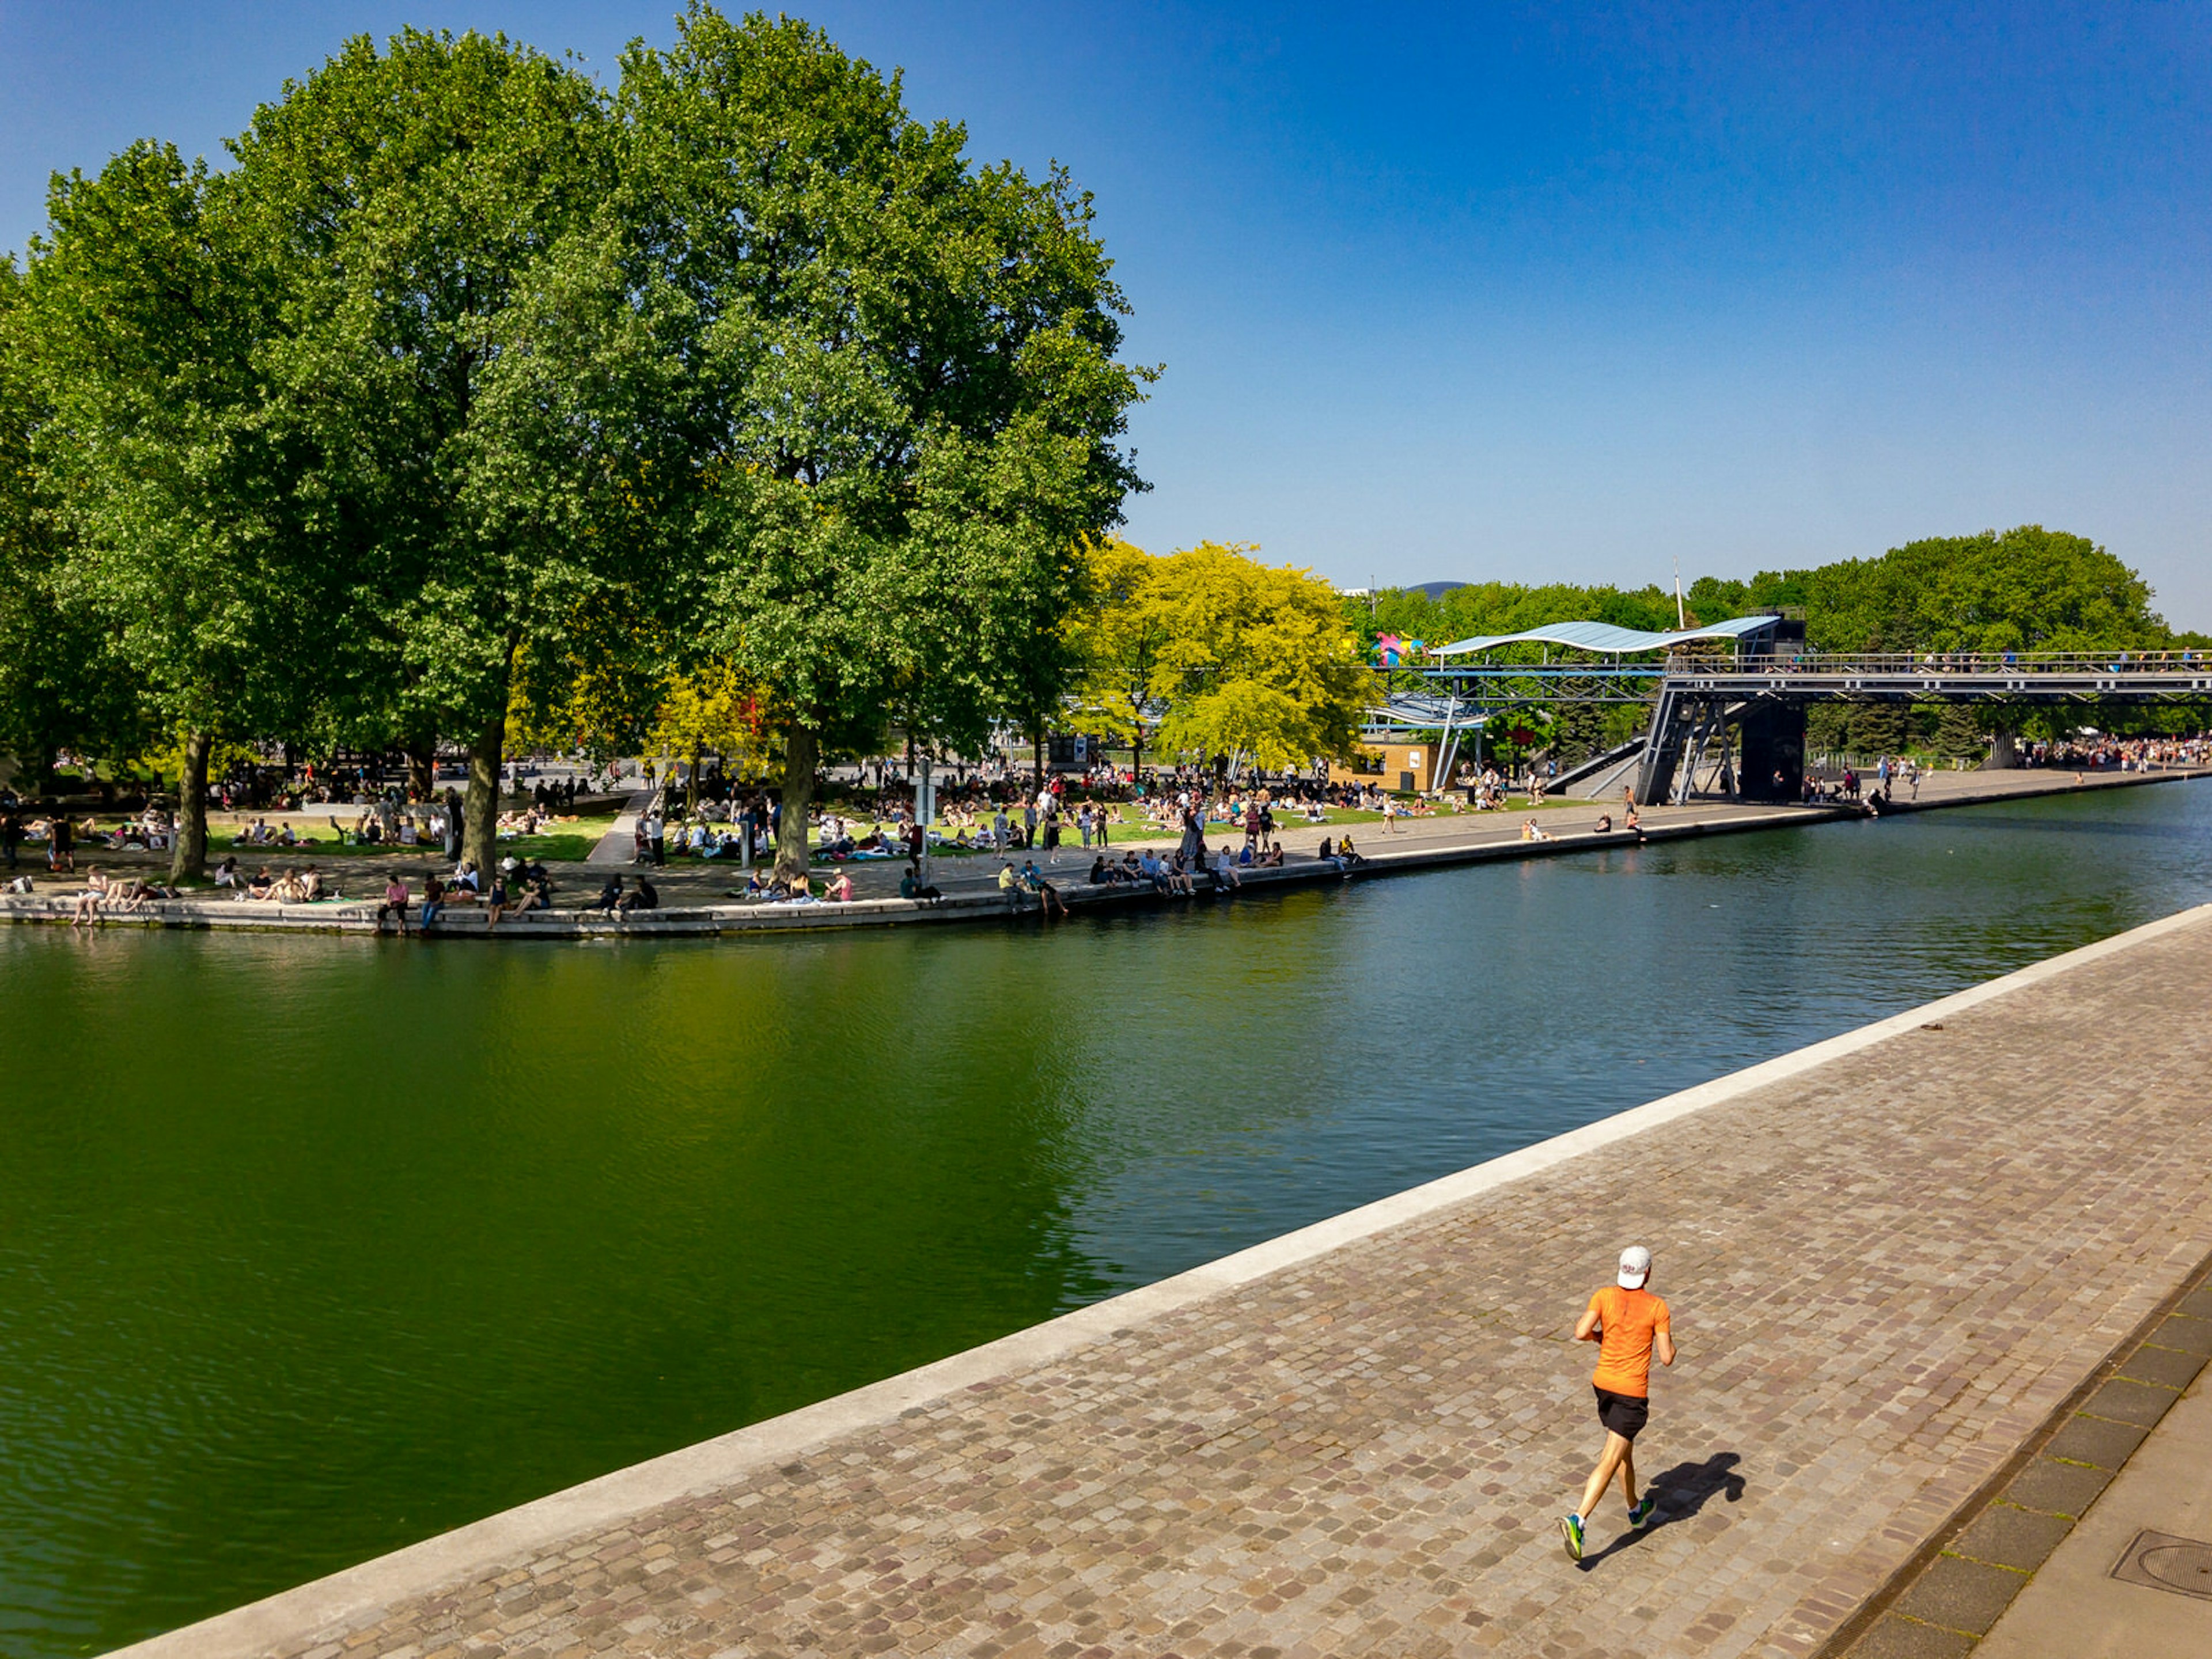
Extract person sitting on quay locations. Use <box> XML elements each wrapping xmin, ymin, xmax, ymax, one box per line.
<box><xmin>376</xmin><ymin>873</ymin><xmax>410</xmax><ymax>934</ymax></box>
<box><xmin>1019</xmin><ymin>858</ymin><xmax>1069</xmax><ymax>916</ymax></box>
<box><xmin>70</xmin><ymin>867</ymin><xmax>111</xmax><ymax>927</ymax></box>
<box><xmin>780</xmin><ymin>872</ymin><xmax>815</xmax><ymax>902</ymax></box>
<box><xmin>108</xmin><ymin>874</ymin><xmax>158</xmax><ymax>913</ymax></box>
<box><xmin>507</xmin><ymin>871</ymin><xmax>555</xmax><ymax>920</ymax></box>
<box><xmin>825</xmin><ymin>870</ymin><xmax>856</xmax><ymax>903</ymax></box>
<box><xmin>245</xmin><ymin>866</ymin><xmax>278</xmax><ymax>900</ymax></box>
<box><xmin>584</xmin><ymin>874</ymin><xmax>624</xmax><ymax>913</ymax></box>
<box><xmin>271</xmin><ymin>869</ymin><xmax>309</xmax><ymax>904</ymax></box>
<box><xmin>899</xmin><ymin>862</ymin><xmax>942</xmax><ymax>902</ymax></box>
<box><xmin>483</xmin><ymin>869</ymin><xmax>513</xmax><ymax>929</ymax></box>
<box><xmin>1259</xmin><ymin>839</ymin><xmax>1285</xmax><ymax>867</ymax></box>
<box><xmin>616</xmin><ymin>876</ymin><xmax>658</xmax><ymax>914</ymax></box>
<box><xmin>1521</xmin><ymin>819</ymin><xmax>1554</xmax><ymax>843</ymax></box>
<box><xmin>419</xmin><ymin>871</ymin><xmax>447</xmax><ymax>930</ymax></box>
<box><xmin>1213</xmin><ymin>848</ymin><xmax>1242</xmax><ymax>891</ymax></box>
<box><xmin>1165</xmin><ymin>852</ymin><xmax>1196</xmax><ymax>896</ymax></box>
<box><xmin>1594</xmin><ymin>812</ymin><xmax>1613</xmax><ymax>834</ymax></box>
<box><xmin>1337</xmin><ymin>834</ymin><xmax>1366</xmax><ymax>868</ymax></box>
<box><xmin>1086</xmin><ymin>854</ymin><xmax>1111</xmax><ymax>885</ymax></box>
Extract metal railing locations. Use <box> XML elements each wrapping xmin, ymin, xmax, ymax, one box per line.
<box><xmin>1674</xmin><ymin>649</ymin><xmax>2212</xmax><ymax>677</ymax></box>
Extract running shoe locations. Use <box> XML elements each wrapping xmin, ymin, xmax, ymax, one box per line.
<box><xmin>1628</xmin><ymin>1496</ymin><xmax>1657</xmax><ymax>1529</ymax></box>
<box><xmin>1558</xmin><ymin>1512</ymin><xmax>1585</xmax><ymax>1560</ymax></box>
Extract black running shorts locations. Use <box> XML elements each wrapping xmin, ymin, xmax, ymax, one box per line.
<box><xmin>1593</xmin><ymin>1385</ymin><xmax>1649</xmax><ymax>1442</ymax></box>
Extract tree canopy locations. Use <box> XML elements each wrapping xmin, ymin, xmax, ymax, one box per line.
<box><xmin>0</xmin><ymin>5</ymin><xmax>1152</xmax><ymax>877</ymax></box>
<box><xmin>1073</xmin><ymin>540</ymin><xmax>1368</xmax><ymax>773</ymax></box>
<box><xmin>1357</xmin><ymin>526</ymin><xmax>2183</xmax><ymax>660</ymax></box>
<box><xmin>585</xmin><ymin>6</ymin><xmax>1151</xmax><ymax>874</ymax></box>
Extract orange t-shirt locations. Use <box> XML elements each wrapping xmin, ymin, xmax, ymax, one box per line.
<box><xmin>1588</xmin><ymin>1285</ymin><xmax>1669</xmax><ymax>1398</ymax></box>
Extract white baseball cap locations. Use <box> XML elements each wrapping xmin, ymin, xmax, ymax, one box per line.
<box><xmin>1618</xmin><ymin>1245</ymin><xmax>1653</xmax><ymax>1289</ymax></box>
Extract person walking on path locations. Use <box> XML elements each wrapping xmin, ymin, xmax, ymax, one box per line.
<box><xmin>1559</xmin><ymin>1245</ymin><xmax>1675</xmax><ymax>1561</ymax></box>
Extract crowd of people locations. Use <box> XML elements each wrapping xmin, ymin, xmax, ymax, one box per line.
<box><xmin>14</xmin><ymin>725</ymin><xmax>2212</xmax><ymax>929</ymax></box>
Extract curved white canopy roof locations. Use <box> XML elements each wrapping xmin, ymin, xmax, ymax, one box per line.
<box><xmin>1433</xmin><ymin>615</ymin><xmax>1779</xmax><ymax>657</ymax></box>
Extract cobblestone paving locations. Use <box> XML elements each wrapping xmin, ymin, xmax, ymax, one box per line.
<box><xmin>261</xmin><ymin>912</ymin><xmax>2212</xmax><ymax>1659</ymax></box>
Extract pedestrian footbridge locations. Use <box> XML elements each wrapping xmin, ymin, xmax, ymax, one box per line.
<box><xmin>1364</xmin><ymin>612</ymin><xmax>2212</xmax><ymax>803</ymax></box>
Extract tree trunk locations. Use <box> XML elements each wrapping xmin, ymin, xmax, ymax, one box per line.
<box><xmin>687</xmin><ymin>747</ymin><xmax>701</xmax><ymax>813</ymax></box>
<box><xmin>1031</xmin><ymin>722</ymin><xmax>1044</xmax><ymax>793</ymax></box>
<box><xmin>405</xmin><ymin>741</ymin><xmax>435</xmax><ymax>801</ymax></box>
<box><xmin>461</xmin><ymin>640</ymin><xmax>519</xmax><ymax>874</ymax></box>
<box><xmin>774</xmin><ymin>720</ymin><xmax>818</xmax><ymax>883</ymax></box>
<box><xmin>461</xmin><ymin>707</ymin><xmax>506</xmax><ymax>875</ymax></box>
<box><xmin>170</xmin><ymin>730</ymin><xmax>211</xmax><ymax>884</ymax></box>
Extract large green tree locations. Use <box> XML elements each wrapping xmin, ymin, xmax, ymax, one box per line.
<box><xmin>1794</xmin><ymin>527</ymin><xmax>2165</xmax><ymax>654</ymax></box>
<box><xmin>20</xmin><ymin>142</ymin><xmax>305</xmax><ymax>878</ymax></box>
<box><xmin>0</xmin><ymin>258</ymin><xmax>127</xmax><ymax>793</ymax></box>
<box><xmin>593</xmin><ymin>6</ymin><xmax>1148</xmax><ymax>879</ymax></box>
<box><xmin>226</xmin><ymin>28</ymin><xmax>624</xmax><ymax>871</ymax></box>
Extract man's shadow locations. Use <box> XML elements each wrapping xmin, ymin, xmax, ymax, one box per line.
<box><xmin>1578</xmin><ymin>1452</ymin><xmax>1746</xmax><ymax>1570</ymax></box>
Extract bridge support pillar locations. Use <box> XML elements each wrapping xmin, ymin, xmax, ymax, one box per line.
<box><xmin>1737</xmin><ymin>703</ymin><xmax>1808</xmax><ymax>801</ymax></box>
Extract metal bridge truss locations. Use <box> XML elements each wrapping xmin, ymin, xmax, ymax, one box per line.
<box><xmin>1638</xmin><ymin>666</ymin><xmax>2212</xmax><ymax>804</ymax></box>
<box><xmin>1366</xmin><ymin>657</ymin><xmax>2212</xmax><ymax>806</ymax></box>
<box><xmin>1365</xmin><ymin>666</ymin><xmax>1677</xmax><ymax>791</ymax></box>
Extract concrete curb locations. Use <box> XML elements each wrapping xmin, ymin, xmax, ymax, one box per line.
<box><xmin>103</xmin><ymin>898</ymin><xmax>2212</xmax><ymax>1659</ymax></box>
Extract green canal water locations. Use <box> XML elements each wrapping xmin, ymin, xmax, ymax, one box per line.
<box><xmin>5</xmin><ymin>782</ymin><xmax>2211</xmax><ymax>1654</ymax></box>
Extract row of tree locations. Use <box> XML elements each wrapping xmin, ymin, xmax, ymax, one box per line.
<box><xmin>1354</xmin><ymin>527</ymin><xmax>2207</xmax><ymax>769</ymax></box>
<box><xmin>1358</xmin><ymin>527</ymin><xmax>2200</xmax><ymax>658</ymax></box>
<box><xmin>0</xmin><ymin>6</ymin><xmax>1150</xmax><ymax>882</ymax></box>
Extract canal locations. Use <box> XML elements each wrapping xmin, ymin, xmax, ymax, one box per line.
<box><xmin>4</xmin><ymin>781</ymin><xmax>2209</xmax><ymax>1656</ymax></box>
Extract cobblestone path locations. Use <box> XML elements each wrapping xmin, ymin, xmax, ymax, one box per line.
<box><xmin>144</xmin><ymin>909</ymin><xmax>2212</xmax><ymax>1659</ymax></box>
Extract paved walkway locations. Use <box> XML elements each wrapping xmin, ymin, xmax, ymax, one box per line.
<box><xmin>585</xmin><ymin>790</ymin><xmax>657</xmax><ymax>866</ymax></box>
<box><xmin>119</xmin><ymin>904</ymin><xmax>2212</xmax><ymax>1658</ymax></box>
<box><xmin>1974</xmin><ymin>1310</ymin><xmax>2212</xmax><ymax>1658</ymax></box>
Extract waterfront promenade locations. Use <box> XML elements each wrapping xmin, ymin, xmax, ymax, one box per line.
<box><xmin>118</xmin><ymin>902</ymin><xmax>2212</xmax><ymax>1658</ymax></box>
<box><xmin>12</xmin><ymin>765</ymin><xmax>2206</xmax><ymax>939</ymax></box>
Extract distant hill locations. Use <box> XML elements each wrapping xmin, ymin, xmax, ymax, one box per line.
<box><xmin>1410</xmin><ymin>581</ymin><xmax>1467</xmax><ymax>599</ymax></box>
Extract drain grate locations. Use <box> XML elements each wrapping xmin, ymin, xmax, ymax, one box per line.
<box><xmin>2110</xmin><ymin>1529</ymin><xmax>2212</xmax><ymax>1601</ymax></box>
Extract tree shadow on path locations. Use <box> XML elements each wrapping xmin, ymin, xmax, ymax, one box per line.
<box><xmin>1577</xmin><ymin>1450</ymin><xmax>1747</xmax><ymax>1571</ymax></box>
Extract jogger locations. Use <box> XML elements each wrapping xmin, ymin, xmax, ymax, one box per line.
<box><xmin>1559</xmin><ymin>1245</ymin><xmax>1675</xmax><ymax>1560</ymax></box>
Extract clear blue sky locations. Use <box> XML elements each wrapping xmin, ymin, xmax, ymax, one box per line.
<box><xmin>5</xmin><ymin>2</ymin><xmax>2209</xmax><ymax>624</ymax></box>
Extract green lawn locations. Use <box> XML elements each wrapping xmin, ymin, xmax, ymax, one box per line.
<box><xmin>179</xmin><ymin>814</ymin><xmax>622</xmax><ymax>865</ymax></box>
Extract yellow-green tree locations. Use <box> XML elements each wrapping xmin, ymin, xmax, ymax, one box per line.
<box><xmin>649</xmin><ymin>660</ymin><xmax>771</xmax><ymax>806</ymax></box>
<box><xmin>1069</xmin><ymin>537</ymin><xmax>1169</xmax><ymax>772</ymax></box>
<box><xmin>1077</xmin><ymin>541</ymin><xmax>1367</xmax><ymax>774</ymax></box>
